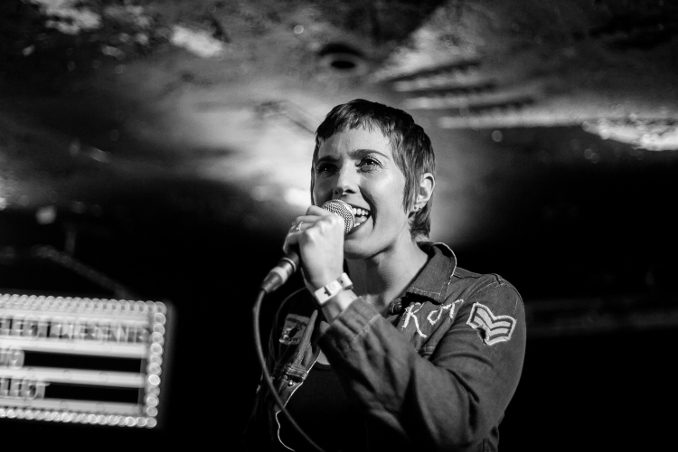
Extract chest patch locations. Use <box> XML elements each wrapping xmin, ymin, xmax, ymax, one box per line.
<box><xmin>466</xmin><ymin>302</ymin><xmax>517</xmax><ymax>346</ymax></box>
<box><xmin>278</xmin><ymin>314</ymin><xmax>309</xmax><ymax>345</ymax></box>
<box><xmin>401</xmin><ymin>298</ymin><xmax>464</xmax><ymax>338</ymax></box>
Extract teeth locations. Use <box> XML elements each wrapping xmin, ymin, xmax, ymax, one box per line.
<box><xmin>351</xmin><ymin>206</ymin><xmax>370</xmax><ymax>216</ymax></box>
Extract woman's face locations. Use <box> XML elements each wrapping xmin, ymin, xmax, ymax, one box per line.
<box><xmin>313</xmin><ymin>127</ymin><xmax>414</xmax><ymax>260</ymax></box>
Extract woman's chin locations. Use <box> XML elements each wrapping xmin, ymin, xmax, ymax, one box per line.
<box><xmin>343</xmin><ymin>236</ymin><xmax>368</xmax><ymax>259</ymax></box>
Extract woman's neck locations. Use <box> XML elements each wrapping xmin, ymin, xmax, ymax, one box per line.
<box><xmin>346</xmin><ymin>239</ymin><xmax>429</xmax><ymax>312</ymax></box>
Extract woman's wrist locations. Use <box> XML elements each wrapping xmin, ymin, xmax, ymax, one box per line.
<box><xmin>309</xmin><ymin>272</ymin><xmax>358</xmax><ymax>321</ymax></box>
<box><xmin>312</xmin><ymin>273</ymin><xmax>352</xmax><ymax>304</ymax></box>
<box><xmin>319</xmin><ymin>289</ymin><xmax>358</xmax><ymax>322</ymax></box>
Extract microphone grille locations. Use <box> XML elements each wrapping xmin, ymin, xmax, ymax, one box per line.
<box><xmin>321</xmin><ymin>199</ymin><xmax>355</xmax><ymax>234</ymax></box>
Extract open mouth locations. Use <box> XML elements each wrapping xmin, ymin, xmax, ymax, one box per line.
<box><xmin>349</xmin><ymin>205</ymin><xmax>371</xmax><ymax>229</ymax></box>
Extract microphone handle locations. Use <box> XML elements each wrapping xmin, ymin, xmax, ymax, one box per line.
<box><xmin>260</xmin><ymin>249</ymin><xmax>300</xmax><ymax>293</ymax></box>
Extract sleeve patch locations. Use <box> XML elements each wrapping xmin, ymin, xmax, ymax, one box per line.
<box><xmin>466</xmin><ymin>302</ymin><xmax>517</xmax><ymax>346</ymax></box>
<box><xmin>278</xmin><ymin>314</ymin><xmax>309</xmax><ymax>345</ymax></box>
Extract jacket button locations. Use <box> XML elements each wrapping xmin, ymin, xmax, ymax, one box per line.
<box><xmin>389</xmin><ymin>300</ymin><xmax>403</xmax><ymax>314</ymax></box>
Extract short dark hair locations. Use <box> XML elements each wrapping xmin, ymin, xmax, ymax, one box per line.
<box><xmin>311</xmin><ymin>99</ymin><xmax>436</xmax><ymax>238</ymax></box>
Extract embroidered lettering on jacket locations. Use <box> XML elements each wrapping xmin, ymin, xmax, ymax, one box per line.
<box><xmin>402</xmin><ymin>299</ymin><xmax>465</xmax><ymax>338</ymax></box>
<box><xmin>427</xmin><ymin>298</ymin><xmax>464</xmax><ymax>325</ymax></box>
<box><xmin>466</xmin><ymin>302</ymin><xmax>517</xmax><ymax>346</ymax></box>
<box><xmin>402</xmin><ymin>302</ymin><xmax>426</xmax><ymax>337</ymax></box>
<box><xmin>279</xmin><ymin>314</ymin><xmax>309</xmax><ymax>345</ymax></box>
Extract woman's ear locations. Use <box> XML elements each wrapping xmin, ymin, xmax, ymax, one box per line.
<box><xmin>415</xmin><ymin>172</ymin><xmax>435</xmax><ymax>208</ymax></box>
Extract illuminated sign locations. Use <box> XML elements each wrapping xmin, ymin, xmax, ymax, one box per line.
<box><xmin>0</xmin><ymin>293</ymin><xmax>172</xmax><ymax>428</ymax></box>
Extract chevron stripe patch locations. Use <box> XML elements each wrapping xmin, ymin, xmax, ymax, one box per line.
<box><xmin>466</xmin><ymin>302</ymin><xmax>517</xmax><ymax>346</ymax></box>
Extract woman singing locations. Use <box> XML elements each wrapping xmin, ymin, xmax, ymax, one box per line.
<box><xmin>243</xmin><ymin>99</ymin><xmax>526</xmax><ymax>452</ymax></box>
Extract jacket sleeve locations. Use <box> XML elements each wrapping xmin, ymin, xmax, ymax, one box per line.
<box><xmin>318</xmin><ymin>279</ymin><xmax>526</xmax><ymax>451</ymax></box>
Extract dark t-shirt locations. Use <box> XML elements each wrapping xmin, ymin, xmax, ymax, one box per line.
<box><xmin>279</xmin><ymin>362</ymin><xmax>367</xmax><ymax>452</ymax></box>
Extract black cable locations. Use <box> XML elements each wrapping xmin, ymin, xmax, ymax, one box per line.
<box><xmin>252</xmin><ymin>288</ymin><xmax>327</xmax><ymax>452</ymax></box>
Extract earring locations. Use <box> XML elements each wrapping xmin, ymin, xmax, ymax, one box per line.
<box><xmin>413</xmin><ymin>205</ymin><xmax>420</xmax><ymax>211</ymax></box>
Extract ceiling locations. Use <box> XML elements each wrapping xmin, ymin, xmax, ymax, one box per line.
<box><xmin>1</xmin><ymin>0</ymin><xmax>677</xmax><ymax>325</ymax></box>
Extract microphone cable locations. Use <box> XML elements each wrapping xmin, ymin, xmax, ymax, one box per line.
<box><xmin>252</xmin><ymin>288</ymin><xmax>327</xmax><ymax>452</ymax></box>
<box><xmin>252</xmin><ymin>199</ymin><xmax>354</xmax><ymax>452</ymax></box>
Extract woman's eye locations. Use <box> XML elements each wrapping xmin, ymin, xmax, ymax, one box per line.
<box><xmin>316</xmin><ymin>164</ymin><xmax>336</xmax><ymax>175</ymax></box>
<box><xmin>359</xmin><ymin>157</ymin><xmax>380</xmax><ymax>170</ymax></box>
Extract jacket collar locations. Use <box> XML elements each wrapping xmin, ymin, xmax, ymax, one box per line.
<box><xmin>405</xmin><ymin>242</ymin><xmax>458</xmax><ymax>305</ymax></box>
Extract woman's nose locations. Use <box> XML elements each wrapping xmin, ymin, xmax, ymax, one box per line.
<box><xmin>333</xmin><ymin>165</ymin><xmax>357</xmax><ymax>197</ymax></box>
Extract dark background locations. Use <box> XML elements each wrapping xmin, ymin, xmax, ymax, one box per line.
<box><xmin>1</xmin><ymin>125</ymin><xmax>676</xmax><ymax>450</ymax></box>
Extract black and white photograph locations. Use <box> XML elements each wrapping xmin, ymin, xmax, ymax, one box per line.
<box><xmin>1</xmin><ymin>1</ymin><xmax>677</xmax><ymax>450</ymax></box>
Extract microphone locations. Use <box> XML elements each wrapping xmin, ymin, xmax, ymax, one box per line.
<box><xmin>260</xmin><ymin>199</ymin><xmax>355</xmax><ymax>293</ymax></box>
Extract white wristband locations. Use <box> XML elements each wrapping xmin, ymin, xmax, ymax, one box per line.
<box><xmin>313</xmin><ymin>273</ymin><xmax>353</xmax><ymax>306</ymax></box>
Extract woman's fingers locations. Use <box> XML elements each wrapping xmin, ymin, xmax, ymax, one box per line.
<box><xmin>288</xmin><ymin>204</ymin><xmax>338</xmax><ymax>235</ymax></box>
<box><xmin>289</xmin><ymin>209</ymin><xmax>331</xmax><ymax>232</ymax></box>
<box><xmin>284</xmin><ymin>214</ymin><xmax>319</xmax><ymax>253</ymax></box>
<box><xmin>283</xmin><ymin>208</ymin><xmax>346</xmax><ymax>289</ymax></box>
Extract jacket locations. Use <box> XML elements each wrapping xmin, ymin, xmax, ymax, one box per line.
<box><xmin>243</xmin><ymin>242</ymin><xmax>526</xmax><ymax>451</ymax></box>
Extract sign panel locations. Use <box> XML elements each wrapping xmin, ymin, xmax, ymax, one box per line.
<box><xmin>0</xmin><ymin>293</ymin><xmax>171</xmax><ymax>428</ymax></box>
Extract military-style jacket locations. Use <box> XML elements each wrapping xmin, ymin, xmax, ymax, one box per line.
<box><xmin>243</xmin><ymin>242</ymin><xmax>526</xmax><ymax>451</ymax></box>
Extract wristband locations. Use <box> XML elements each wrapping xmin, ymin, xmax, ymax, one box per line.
<box><xmin>313</xmin><ymin>273</ymin><xmax>353</xmax><ymax>306</ymax></box>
